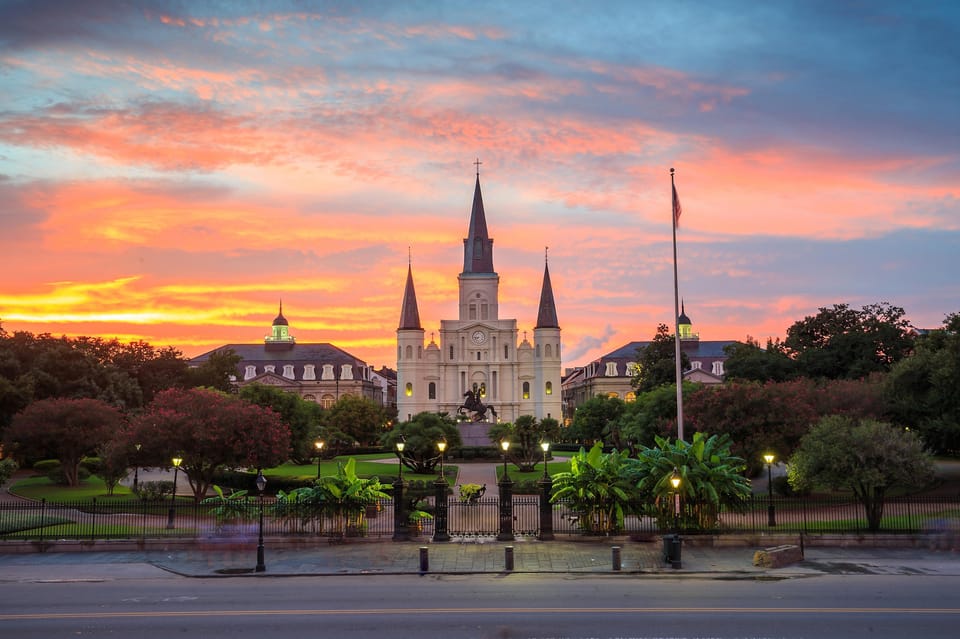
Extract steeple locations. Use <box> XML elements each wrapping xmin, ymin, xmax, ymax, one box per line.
<box><xmin>398</xmin><ymin>262</ymin><xmax>422</xmax><ymax>330</ymax></box>
<box><xmin>535</xmin><ymin>249</ymin><xmax>559</xmax><ymax>329</ymax></box>
<box><xmin>462</xmin><ymin>173</ymin><xmax>495</xmax><ymax>275</ymax></box>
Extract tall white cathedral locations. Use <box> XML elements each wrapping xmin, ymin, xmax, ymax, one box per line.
<box><xmin>396</xmin><ymin>172</ymin><xmax>562</xmax><ymax>424</ymax></box>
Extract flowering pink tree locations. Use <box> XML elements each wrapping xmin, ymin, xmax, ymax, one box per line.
<box><xmin>130</xmin><ymin>388</ymin><xmax>290</xmax><ymax>500</ymax></box>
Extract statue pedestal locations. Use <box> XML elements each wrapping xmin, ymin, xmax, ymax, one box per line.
<box><xmin>457</xmin><ymin>421</ymin><xmax>497</xmax><ymax>447</ymax></box>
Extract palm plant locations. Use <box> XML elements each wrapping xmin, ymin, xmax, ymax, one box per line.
<box><xmin>201</xmin><ymin>485</ymin><xmax>255</xmax><ymax>533</ymax></box>
<box><xmin>549</xmin><ymin>443</ymin><xmax>639</xmax><ymax>534</ymax></box>
<box><xmin>634</xmin><ymin>432</ymin><xmax>751</xmax><ymax>531</ymax></box>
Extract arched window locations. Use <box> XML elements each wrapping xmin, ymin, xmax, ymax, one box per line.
<box><xmin>545</xmin><ymin>381</ymin><xmax>553</xmax><ymax>395</ymax></box>
<box><xmin>244</xmin><ymin>365</ymin><xmax>257</xmax><ymax>380</ymax></box>
<box><xmin>405</xmin><ymin>382</ymin><xmax>413</xmax><ymax>397</ymax></box>
<box><xmin>522</xmin><ymin>381</ymin><xmax>530</xmax><ymax>399</ymax></box>
<box><xmin>545</xmin><ymin>344</ymin><xmax>552</xmax><ymax>358</ymax></box>
<box><xmin>428</xmin><ymin>382</ymin><xmax>436</xmax><ymax>399</ymax></box>
<box><xmin>405</xmin><ymin>345</ymin><xmax>413</xmax><ymax>359</ymax></box>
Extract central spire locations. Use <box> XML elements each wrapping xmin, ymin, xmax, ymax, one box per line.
<box><xmin>462</xmin><ymin>172</ymin><xmax>495</xmax><ymax>274</ymax></box>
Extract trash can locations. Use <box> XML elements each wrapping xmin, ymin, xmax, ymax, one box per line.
<box><xmin>662</xmin><ymin>534</ymin><xmax>682</xmax><ymax>569</ymax></box>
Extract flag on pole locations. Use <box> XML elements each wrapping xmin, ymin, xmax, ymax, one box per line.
<box><xmin>672</xmin><ymin>184</ymin><xmax>682</xmax><ymax>228</ymax></box>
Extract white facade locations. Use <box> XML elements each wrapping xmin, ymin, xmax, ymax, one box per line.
<box><xmin>396</xmin><ymin>175</ymin><xmax>562</xmax><ymax>424</ymax></box>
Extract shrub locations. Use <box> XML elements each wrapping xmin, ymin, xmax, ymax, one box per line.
<box><xmin>0</xmin><ymin>458</ymin><xmax>20</xmax><ymax>486</ymax></box>
<box><xmin>135</xmin><ymin>481</ymin><xmax>173</xmax><ymax>500</ymax></box>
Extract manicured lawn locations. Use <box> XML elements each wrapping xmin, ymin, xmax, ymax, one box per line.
<box><xmin>494</xmin><ymin>459</ymin><xmax>571</xmax><ymax>481</ymax></box>
<box><xmin>9</xmin><ymin>475</ymin><xmax>135</xmax><ymax>501</ymax></box>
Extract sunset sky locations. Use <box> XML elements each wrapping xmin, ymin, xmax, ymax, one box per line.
<box><xmin>1</xmin><ymin>1</ymin><xmax>958</xmax><ymax>370</ymax></box>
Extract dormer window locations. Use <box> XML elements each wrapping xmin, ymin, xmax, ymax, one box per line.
<box><xmin>605</xmin><ymin>362</ymin><xmax>618</xmax><ymax>376</ymax></box>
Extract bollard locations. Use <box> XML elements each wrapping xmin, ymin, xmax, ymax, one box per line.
<box><xmin>504</xmin><ymin>545</ymin><xmax>514</xmax><ymax>571</ymax></box>
<box><xmin>419</xmin><ymin>546</ymin><xmax>429</xmax><ymax>574</ymax></box>
<box><xmin>611</xmin><ymin>545</ymin><xmax>621</xmax><ymax>571</ymax></box>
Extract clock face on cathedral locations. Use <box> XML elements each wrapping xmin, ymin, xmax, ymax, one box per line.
<box><xmin>471</xmin><ymin>330</ymin><xmax>487</xmax><ymax>344</ymax></box>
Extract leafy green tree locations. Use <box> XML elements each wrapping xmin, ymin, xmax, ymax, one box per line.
<box><xmin>618</xmin><ymin>383</ymin><xmax>692</xmax><ymax>449</ymax></box>
<box><xmin>550</xmin><ymin>442</ymin><xmax>639</xmax><ymax>534</ymax></box>
<box><xmin>90</xmin><ymin>433</ymin><xmax>132</xmax><ymax>496</ymax></box>
<box><xmin>884</xmin><ymin>312</ymin><xmax>960</xmax><ymax>454</ymax></box>
<box><xmin>567</xmin><ymin>394</ymin><xmax>625</xmax><ymax>446</ymax></box>
<box><xmin>633</xmin><ymin>432</ymin><xmax>751</xmax><ymax>531</ymax></box>
<box><xmin>239</xmin><ymin>383</ymin><xmax>323</xmax><ymax>463</ymax></box>
<box><xmin>0</xmin><ymin>457</ymin><xmax>20</xmax><ymax>486</ymax></box>
<box><xmin>4</xmin><ymin>398</ymin><xmax>124</xmax><ymax>486</ymax></box>
<box><xmin>186</xmin><ymin>348</ymin><xmax>242</xmax><ymax>393</ymax></box>
<box><xmin>323</xmin><ymin>395</ymin><xmax>387</xmax><ymax>447</ymax></box>
<box><xmin>129</xmin><ymin>388</ymin><xmax>291</xmax><ymax>500</ymax></box>
<box><xmin>381</xmin><ymin>412</ymin><xmax>461</xmax><ymax>474</ymax></box>
<box><xmin>723</xmin><ymin>337</ymin><xmax>799</xmax><ymax>382</ymax></box>
<box><xmin>785</xmin><ymin>302</ymin><xmax>914</xmax><ymax>379</ymax></box>
<box><xmin>788</xmin><ymin>416</ymin><xmax>935</xmax><ymax>531</ymax></box>
<box><xmin>631</xmin><ymin>323</ymin><xmax>690</xmax><ymax>393</ymax></box>
<box><xmin>488</xmin><ymin>415</ymin><xmax>561</xmax><ymax>471</ymax></box>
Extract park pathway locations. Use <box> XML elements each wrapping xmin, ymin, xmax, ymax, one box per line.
<box><xmin>452</xmin><ymin>462</ymin><xmax>500</xmax><ymax>497</ymax></box>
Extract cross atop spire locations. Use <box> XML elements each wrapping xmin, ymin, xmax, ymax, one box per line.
<box><xmin>474</xmin><ymin>157</ymin><xmax>482</xmax><ymax>177</ymax></box>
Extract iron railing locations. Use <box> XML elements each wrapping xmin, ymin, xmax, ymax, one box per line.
<box><xmin>2</xmin><ymin>495</ymin><xmax>959</xmax><ymax>543</ymax></box>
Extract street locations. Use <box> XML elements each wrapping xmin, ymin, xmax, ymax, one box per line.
<box><xmin>1</xmin><ymin>572</ymin><xmax>958</xmax><ymax>638</ymax></box>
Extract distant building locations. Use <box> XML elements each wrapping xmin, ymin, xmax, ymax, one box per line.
<box><xmin>561</xmin><ymin>305</ymin><xmax>734</xmax><ymax>422</ymax></box>
<box><xmin>190</xmin><ymin>305</ymin><xmax>392</xmax><ymax>408</ymax></box>
<box><xmin>396</xmin><ymin>171</ymin><xmax>562</xmax><ymax>423</ymax></box>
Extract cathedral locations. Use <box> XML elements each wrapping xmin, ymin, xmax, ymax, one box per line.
<box><xmin>396</xmin><ymin>171</ymin><xmax>562</xmax><ymax>425</ymax></box>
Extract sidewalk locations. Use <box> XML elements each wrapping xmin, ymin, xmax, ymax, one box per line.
<box><xmin>3</xmin><ymin>539</ymin><xmax>960</xmax><ymax>581</ymax></box>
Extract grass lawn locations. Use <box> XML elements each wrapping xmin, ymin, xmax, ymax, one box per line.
<box><xmin>268</xmin><ymin>458</ymin><xmax>457</xmax><ymax>484</ymax></box>
<box><xmin>10</xmin><ymin>475</ymin><xmax>136</xmax><ymax>501</ymax></box>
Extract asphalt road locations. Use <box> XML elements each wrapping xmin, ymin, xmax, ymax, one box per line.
<box><xmin>2</xmin><ymin>572</ymin><xmax>959</xmax><ymax>638</ymax></box>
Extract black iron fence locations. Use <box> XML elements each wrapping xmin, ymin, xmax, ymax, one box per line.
<box><xmin>2</xmin><ymin>494</ymin><xmax>959</xmax><ymax>543</ymax></box>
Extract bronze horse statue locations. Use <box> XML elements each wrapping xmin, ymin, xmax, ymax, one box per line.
<box><xmin>457</xmin><ymin>389</ymin><xmax>497</xmax><ymax>422</ymax></box>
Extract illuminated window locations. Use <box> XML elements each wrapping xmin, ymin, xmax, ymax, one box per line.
<box><xmin>405</xmin><ymin>382</ymin><xmax>413</xmax><ymax>397</ymax></box>
<box><xmin>607</xmin><ymin>392</ymin><xmax>619</xmax><ymax>399</ymax></box>
<box><xmin>545</xmin><ymin>381</ymin><xmax>553</xmax><ymax>395</ymax></box>
<box><xmin>522</xmin><ymin>381</ymin><xmax>530</xmax><ymax>399</ymax></box>
<box><xmin>625</xmin><ymin>392</ymin><xmax>636</xmax><ymax>403</ymax></box>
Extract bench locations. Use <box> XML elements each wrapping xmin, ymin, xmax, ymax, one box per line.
<box><xmin>753</xmin><ymin>544</ymin><xmax>804</xmax><ymax>568</ymax></box>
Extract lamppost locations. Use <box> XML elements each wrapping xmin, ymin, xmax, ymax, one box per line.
<box><xmin>763</xmin><ymin>452</ymin><xmax>776</xmax><ymax>527</ymax></box>
<box><xmin>497</xmin><ymin>440</ymin><xmax>514</xmax><ymax>541</ymax></box>
<box><xmin>315</xmin><ymin>440</ymin><xmax>325</xmax><ymax>479</ymax></box>
<box><xmin>666</xmin><ymin>468</ymin><xmax>682</xmax><ymax>569</ymax></box>
<box><xmin>255</xmin><ymin>469</ymin><xmax>267</xmax><ymax>572</ymax></box>
<box><xmin>500</xmin><ymin>440</ymin><xmax>510</xmax><ymax>480</ymax></box>
<box><xmin>538</xmin><ymin>441</ymin><xmax>554</xmax><ymax>540</ymax></box>
<box><xmin>393</xmin><ymin>440</ymin><xmax>408</xmax><ymax>541</ymax></box>
<box><xmin>437</xmin><ymin>439</ymin><xmax>447</xmax><ymax>479</ymax></box>
<box><xmin>433</xmin><ymin>439</ymin><xmax>449</xmax><ymax>542</ymax></box>
<box><xmin>133</xmin><ymin>443</ymin><xmax>142</xmax><ymax>492</ymax></box>
<box><xmin>166</xmin><ymin>456</ymin><xmax>182</xmax><ymax>529</ymax></box>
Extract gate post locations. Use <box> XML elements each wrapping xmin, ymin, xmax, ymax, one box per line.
<box><xmin>497</xmin><ymin>476</ymin><xmax>514</xmax><ymax>541</ymax></box>
<box><xmin>538</xmin><ymin>475</ymin><xmax>554</xmax><ymax>540</ymax></box>
<box><xmin>432</xmin><ymin>477</ymin><xmax>450</xmax><ymax>542</ymax></box>
<box><xmin>392</xmin><ymin>478</ymin><xmax>409</xmax><ymax>541</ymax></box>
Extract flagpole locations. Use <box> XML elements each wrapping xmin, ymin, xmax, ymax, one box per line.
<box><xmin>671</xmin><ymin>167</ymin><xmax>684</xmax><ymax>442</ymax></box>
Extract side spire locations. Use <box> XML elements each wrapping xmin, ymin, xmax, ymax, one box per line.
<box><xmin>462</xmin><ymin>169</ymin><xmax>494</xmax><ymax>274</ymax></box>
<box><xmin>535</xmin><ymin>248</ymin><xmax>559</xmax><ymax>329</ymax></box>
<box><xmin>398</xmin><ymin>260</ymin><xmax>422</xmax><ymax>330</ymax></box>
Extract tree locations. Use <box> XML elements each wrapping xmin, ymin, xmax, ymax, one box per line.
<box><xmin>884</xmin><ymin>312</ymin><xmax>960</xmax><ymax>454</ymax></box>
<box><xmin>567</xmin><ymin>395</ymin><xmax>625</xmax><ymax>447</ymax></box>
<box><xmin>488</xmin><ymin>415</ymin><xmax>561</xmax><ymax>472</ymax></box>
<box><xmin>129</xmin><ymin>388</ymin><xmax>291</xmax><ymax>500</ymax></box>
<box><xmin>723</xmin><ymin>337</ymin><xmax>799</xmax><ymax>382</ymax></box>
<box><xmin>784</xmin><ymin>302</ymin><xmax>915</xmax><ymax>379</ymax></box>
<box><xmin>633</xmin><ymin>432</ymin><xmax>751</xmax><ymax>531</ymax></box>
<box><xmin>4</xmin><ymin>398</ymin><xmax>124</xmax><ymax>486</ymax></box>
<box><xmin>239</xmin><ymin>383</ymin><xmax>323</xmax><ymax>463</ymax></box>
<box><xmin>381</xmin><ymin>412</ymin><xmax>462</xmax><ymax>474</ymax></box>
<box><xmin>323</xmin><ymin>395</ymin><xmax>387</xmax><ymax>447</ymax></box>
<box><xmin>618</xmin><ymin>383</ymin><xmax>691</xmax><ymax>449</ymax></box>
<box><xmin>550</xmin><ymin>442</ymin><xmax>639</xmax><ymax>534</ymax></box>
<box><xmin>631</xmin><ymin>323</ymin><xmax>690</xmax><ymax>393</ymax></box>
<box><xmin>186</xmin><ymin>348</ymin><xmax>242</xmax><ymax>392</ymax></box>
<box><xmin>788</xmin><ymin>416</ymin><xmax>935</xmax><ymax>532</ymax></box>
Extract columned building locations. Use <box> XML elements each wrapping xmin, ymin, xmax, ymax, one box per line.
<box><xmin>396</xmin><ymin>172</ymin><xmax>562</xmax><ymax>424</ymax></box>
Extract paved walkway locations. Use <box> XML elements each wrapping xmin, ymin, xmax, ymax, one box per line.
<box><xmin>2</xmin><ymin>540</ymin><xmax>960</xmax><ymax>581</ymax></box>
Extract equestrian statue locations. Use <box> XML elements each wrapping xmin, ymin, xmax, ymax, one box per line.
<box><xmin>457</xmin><ymin>388</ymin><xmax>497</xmax><ymax>422</ymax></box>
